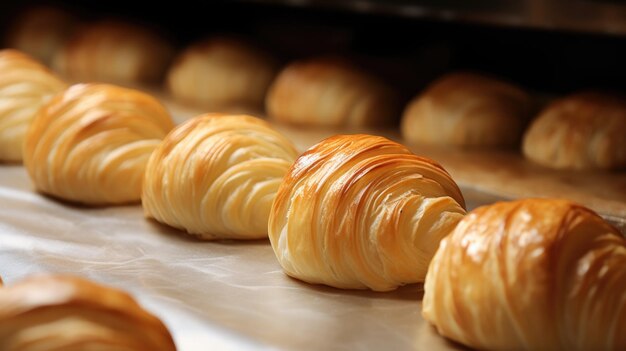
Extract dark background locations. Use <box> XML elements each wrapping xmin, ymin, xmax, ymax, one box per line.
<box><xmin>2</xmin><ymin>0</ymin><xmax>626</xmax><ymax>103</ymax></box>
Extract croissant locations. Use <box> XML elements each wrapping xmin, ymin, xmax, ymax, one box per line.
<box><xmin>5</xmin><ymin>6</ymin><xmax>78</xmax><ymax>65</ymax></box>
<box><xmin>422</xmin><ymin>198</ymin><xmax>626</xmax><ymax>351</ymax></box>
<box><xmin>523</xmin><ymin>92</ymin><xmax>626</xmax><ymax>170</ymax></box>
<box><xmin>23</xmin><ymin>83</ymin><xmax>174</xmax><ymax>205</ymax></box>
<box><xmin>142</xmin><ymin>114</ymin><xmax>299</xmax><ymax>239</ymax></box>
<box><xmin>0</xmin><ymin>49</ymin><xmax>66</xmax><ymax>162</ymax></box>
<box><xmin>268</xmin><ymin>134</ymin><xmax>466</xmax><ymax>291</ymax></box>
<box><xmin>266</xmin><ymin>58</ymin><xmax>397</xmax><ymax>127</ymax></box>
<box><xmin>0</xmin><ymin>274</ymin><xmax>176</xmax><ymax>351</ymax></box>
<box><xmin>166</xmin><ymin>38</ymin><xmax>277</xmax><ymax>109</ymax></box>
<box><xmin>401</xmin><ymin>72</ymin><xmax>532</xmax><ymax>147</ymax></box>
<box><xmin>53</xmin><ymin>21</ymin><xmax>173</xmax><ymax>84</ymax></box>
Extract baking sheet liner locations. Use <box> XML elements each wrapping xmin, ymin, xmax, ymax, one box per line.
<box><xmin>0</xmin><ymin>164</ymin><xmax>463</xmax><ymax>351</ymax></box>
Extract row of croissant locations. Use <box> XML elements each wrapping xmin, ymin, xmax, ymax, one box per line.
<box><xmin>5</xmin><ymin>7</ymin><xmax>626</xmax><ymax>171</ymax></box>
<box><xmin>0</xmin><ymin>46</ymin><xmax>625</xmax><ymax>350</ymax></box>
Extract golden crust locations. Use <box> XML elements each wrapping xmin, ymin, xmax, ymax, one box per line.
<box><xmin>0</xmin><ymin>49</ymin><xmax>66</xmax><ymax>162</ymax></box>
<box><xmin>53</xmin><ymin>21</ymin><xmax>173</xmax><ymax>84</ymax></box>
<box><xmin>269</xmin><ymin>134</ymin><xmax>466</xmax><ymax>291</ymax></box>
<box><xmin>0</xmin><ymin>274</ymin><xmax>176</xmax><ymax>351</ymax></box>
<box><xmin>142</xmin><ymin>114</ymin><xmax>299</xmax><ymax>239</ymax></box>
<box><xmin>266</xmin><ymin>58</ymin><xmax>397</xmax><ymax>128</ymax></box>
<box><xmin>23</xmin><ymin>83</ymin><xmax>174</xmax><ymax>205</ymax></box>
<box><xmin>523</xmin><ymin>92</ymin><xmax>626</xmax><ymax>170</ymax></box>
<box><xmin>423</xmin><ymin>198</ymin><xmax>626</xmax><ymax>350</ymax></box>
<box><xmin>401</xmin><ymin>72</ymin><xmax>532</xmax><ymax>147</ymax></box>
<box><xmin>5</xmin><ymin>6</ymin><xmax>78</xmax><ymax>65</ymax></box>
<box><xmin>166</xmin><ymin>38</ymin><xmax>276</xmax><ymax>109</ymax></box>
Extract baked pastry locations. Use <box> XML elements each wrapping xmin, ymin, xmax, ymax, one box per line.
<box><xmin>167</xmin><ymin>38</ymin><xmax>277</xmax><ymax>109</ymax></box>
<box><xmin>266</xmin><ymin>58</ymin><xmax>396</xmax><ymax>128</ymax></box>
<box><xmin>0</xmin><ymin>49</ymin><xmax>66</xmax><ymax>162</ymax></box>
<box><xmin>53</xmin><ymin>21</ymin><xmax>173</xmax><ymax>84</ymax></box>
<box><xmin>268</xmin><ymin>134</ymin><xmax>466</xmax><ymax>291</ymax></box>
<box><xmin>5</xmin><ymin>6</ymin><xmax>78</xmax><ymax>65</ymax></box>
<box><xmin>0</xmin><ymin>274</ymin><xmax>176</xmax><ymax>350</ymax></box>
<box><xmin>523</xmin><ymin>92</ymin><xmax>626</xmax><ymax>170</ymax></box>
<box><xmin>23</xmin><ymin>83</ymin><xmax>174</xmax><ymax>205</ymax></box>
<box><xmin>143</xmin><ymin>114</ymin><xmax>298</xmax><ymax>239</ymax></box>
<box><xmin>423</xmin><ymin>198</ymin><xmax>626</xmax><ymax>350</ymax></box>
<box><xmin>401</xmin><ymin>72</ymin><xmax>532</xmax><ymax>147</ymax></box>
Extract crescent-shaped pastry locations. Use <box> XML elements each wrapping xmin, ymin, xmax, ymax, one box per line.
<box><xmin>142</xmin><ymin>114</ymin><xmax>299</xmax><ymax>239</ymax></box>
<box><xmin>5</xmin><ymin>6</ymin><xmax>78</xmax><ymax>65</ymax></box>
<box><xmin>166</xmin><ymin>38</ymin><xmax>277</xmax><ymax>110</ymax></box>
<box><xmin>53</xmin><ymin>21</ymin><xmax>173</xmax><ymax>84</ymax></box>
<box><xmin>268</xmin><ymin>134</ymin><xmax>466</xmax><ymax>291</ymax></box>
<box><xmin>401</xmin><ymin>72</ymin><xmax>532</xmax><ymax>147</ymax></box>
<box><xmin>0</xmin><ymin>274</ymin><xmax>176</xmax><ymax>351</ymax></box>
<box><xmin>523</xmin><ymin>92</ymin><xmax>626</xmax><ymax>170</ymax></box>
<box><xmin>266</xmin><ymin>58</ymin><xmax>397</xmax><ymax>127</ymax></box>
<box><xmin>0</xmin><ymin>49</ymin><xmax>66</xmax><ymax>162</ymax></box>
<box><xmin>423</xmin><ymin>198</ymin><xmax>626</xmax><ymax>351</ymax></box>
<box><xmin>23</xmin><ymin>83</ymin><xmax>174</xmax><ymax>205</ymax></box>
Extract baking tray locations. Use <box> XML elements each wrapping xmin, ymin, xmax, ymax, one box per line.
<box><xmin>1</xmin><ymin>95</ymin><xmax>623</xmax><ymax>351</ymax></box>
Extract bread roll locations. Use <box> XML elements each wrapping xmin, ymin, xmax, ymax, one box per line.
<box><xmin>143</xmin><ymin>114</ymin><xmax>298</xmax><ymax>239</ymax></box>
<box><xmin>0</xmin><ymin>274</ymin><xmax>176</xmax><ymax>351</ymax></box>
<box><xmin>423</xmin><ymin>198</ymin><xmax>626</xmax><ymax>351</ymax></box>
<box><xmin>23</xmin><ymin>83</ymin><xmax>174</xmax><ymax>205</ymax></box>
<box><xmin>167</xmin><ymin>38</ymin><xmax>276</xmax><ymax>109</ymax></box>
<box><xmin>0</xmin><ymin>49</ymin><xmax>66</xmax><ymax>162</ymax></box>
<box><xmin>53</xmin><ymin>21</ymin><xmax>173</xmax><ymax>84</ymax></box>
<box><xmin>266</xmin><ymin>58</ymin><xmax>396</xmax><ymax>127</ymax></box>
<box><xmin>269</xmin><ymin>134</ymin><xmax>466</xmax><ymax>291</ymax></box>
<box><xmin>401</xmin><ymin>72</ymin><xmax>532</xmax><ymax>147</ymax></box>
<box><xmin>5</xmin><ymin>6</ymin><xmax>77</xmax><ymax>65</ymax></box>
<box><xmin>523</xmin><ymin>92</ymin><xmax>626</xmax><ymax>170</ymax></box>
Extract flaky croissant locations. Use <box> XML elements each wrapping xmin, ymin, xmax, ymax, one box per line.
<box><xmin>23</xmin><ymin>83</ymin><xmax>174</xmax><ymax>205</ymax></box>
<box><xmin>142</xmin><ymin>114</ymin><xmax>299</xmax><ymax>239</ymax></box>
<box><xmin>0</xmin><ymin>274</ymin><xmax>176</xmax><ymax>351</ymax></box>
<box><xmin>269</xmin><ymin>134</ymin><xmax>466</xmax><ymax>291</ymax></box>
<box><xmin>0</xmin><ymin>49</ymin><xmax>66</xmax><ymax>162</ymax></box>
<box><xmin>266</xmin><ymin>58</ymin><xmax>397</xmax><ymax>127</ymax></box>
<box><xmin>401</xmin><ymin>72</ymin><xmax>532</xmax><ymax>147</ymax></box>
<box><xmin>423</xmin><ymin>198</ymin><xmax>626</xmax><ymax>351</ymax></box>
<box><xmin>166</xmin><ymin>38</ymin><xmax>277</xmax><ymax>109</ymax></box>
<box><xmin>523</xmin><ymin>92</ymin><xmax>626</xmax><ymax>170</ymax></box>
<box><xmin>53</xmin><ymin>21</ymin><xmax>173</xmax><ymax>84</ymax></box>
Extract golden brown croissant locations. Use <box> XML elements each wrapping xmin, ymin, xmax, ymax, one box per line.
<box><xmin>143</xmin><ymin>114</ymin><xmax>298</xmax><ymax>239</ymax></box>
<box><xmin>53</xmin><ymin>21</ymin><xmax>173</xmax><ymax>84</ymax></box>
<box><xmin>0</xmin><ymin>274</ymin><xmax>176</xmax><ymax>351</ymax></box>
<box><xmin>0</xmin><ymin>49</ymin><xmax>66</xmax><ymax>162</ymax></box>
<box><xmin>166</xmin><ymin>38</ymin><xmax>277</xmax><ymax>109</ymax></box>
<box><xmin>401</xmin><ymin>72</ymin><xmax>532</xmax><ymax>147</ymax></box>
<box><xmin>423</xmin><ymin>198</ymin><xmax>626</xmax><ymax>351</ymax></box>
<box><xmin>523</xmin><ymin>92</ymin><xmax>626</xmax><ymax>170</ymax></box>
<box><xmin>268</xmin><ymin>134</ymin><xmax>466</xmax><ymax>291</ymax></box>
<box><xmin>266</xmin><ymin>58</ymin><xmax>397</xmax><ymax>127</ymax></box>
<box><xmin>23</xmin><ymin>83</ymin><xmax>174</xmax><ymax>205</ymax></box>
<box><xmin>5</xmin><ymin>6</ymin><xmax>78</xmax><ymax>65</ymax></box>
